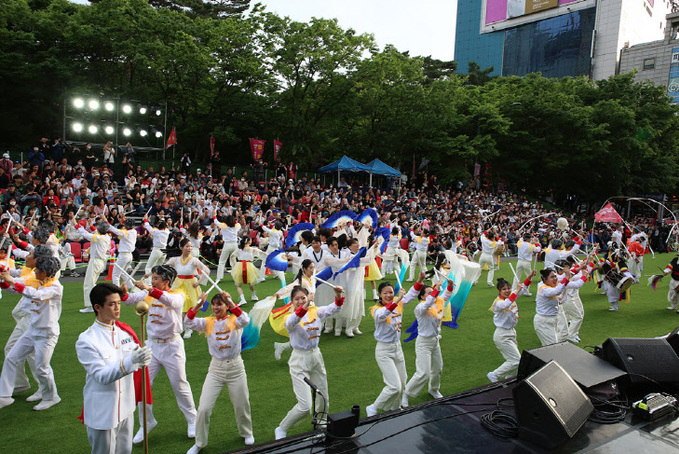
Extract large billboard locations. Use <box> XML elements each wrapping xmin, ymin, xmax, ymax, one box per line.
<box><xmin>482</xmin><ymin>0</ymin><xmax>590</xmax><ymax>33</ymax></box>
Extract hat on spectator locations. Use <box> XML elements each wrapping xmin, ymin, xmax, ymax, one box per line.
<box><xmin>2</xmin><ymin>153</ymin><xmax>8</xmax><ymax>159</ymax></box>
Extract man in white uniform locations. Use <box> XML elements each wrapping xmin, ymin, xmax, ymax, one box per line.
<box><xmin>76</xmin><ymin>283</ymin><xmax>152</xmax><ymax>454</ymax></box>
<box><xmin>108</xmin><ymin>218</ymin><xmax>138</xmax><ymax>287</ymax></box>
<box><xmin>78</xmin><ymin>222</ymin><xmax>112</xmax><ymax>313</ymax></box>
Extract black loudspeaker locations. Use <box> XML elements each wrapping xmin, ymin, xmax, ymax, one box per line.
<box><xmin>597</xmin><ymin>338</ymin><xmax>679</xmax><ymax>390</ymax></box>
<box><xmin>513</xmin><ymin>361</ymin><xmax>594</xmax><ymax>449</ymax></box>
<box><xmin>518</xmin><ymin>342</ymin><xmax>626</xmax><ymax>390</ymax></box>
<box><xmin>665</xmin><ymin>326</ymin><xmax>679</xmax><ymax>357</ymax></box>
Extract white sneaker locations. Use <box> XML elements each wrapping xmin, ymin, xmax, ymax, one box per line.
<box><xmin>406</xmin><ymin>279</ymin><xmax>414</xmax><ymax>282</ymax></box>
<box><xmin>429</xmin><ymin>390</ymin><xmax>443</xmax><ymax>399</ymax></box>
<box><xmin>353</xmin><ymin>327</ymin><xmax>363</xmax><ymax>335</ymax></box>
<box><xmin>323</xmin><ymin>324</ymin><xmax>333</xmax><ymax>334</ymax></box>
<box><xmin>183</xmin><ymin>329</ymin><xmax>193</xmax><ymax>339</ymax></box>
<box><xmin>79</xmin><ymin>307</ymin><xmax>94</xmax><ymax>313</ymax></box>
<box><xmin>345</xmin><ymin>329</ymin><xmax>354</xmax><ymax>338</ymax></box>
<box><xmin>609</xmin><ymin>306</ymin><xmax>619</xmax><ymax>311</ymax></box>
<box><xmin>366</xmin><ymin>404</ymin><xmax>378</xmax><ymax>417</ymax></box>
<box><xmin>251</xmin><ymin>293</ymin><xmax>259</xmax><ymax>302</ymax></box>
<box><xmin>244</xmin><ymin>436</ymin><xmax>255</xmax><ymax>446</ymax></box>
<box><xmin>334</xmin><ymin>329</ymin><xmax>342</xmax><ymax>337</ymax></box>
<box><xmin>667</xmin><ymin>306</ymin><xmax>677</xmax><ymax>311</ymax></box>
<box><xmin>487</xmin><ymin>371</ymin><xmax>499</xmax><ymax>383</ymax></box>
<box><xmin>524</xmin><ymin>292</ymin><xmax>532</xmax><ymax>297</ymax></box>
<box><xmin>133</xmin><ymin>420</ymin><xmax>157</xmax><ymax>444</ymax></box>
<box><xmin>400</xmin><ymin>395</ymin><xmax>409</xmax><ymax>408</ymax></box>
<box><xmin>239</xmin><ymin>296</ymin><xmax>247</xmax><ymax>306</ymax></box>
<box><xmin>188</xmin><ymin>423</ymin><xmax>196</xmax><ymax>438</ymax></box>
<box><xmin>573</xmin><ymin>335</ymin><xmax>581</xmax><ymax>343</ymax></box>
<box><xmin>33</xmin><ymin>396</ymin><xmax>61</xmax><ymax>411</ymax></box>
<box><xmin>372</xmin><ymin>290</ymin><xmax>379</xmax><ymax>300</ymax></box>
<box><xmin>0</xmin><ymin>396</ymin><xmax>14</xmax><ymax>409</ymax></box>
<box><xmin>274</xmin><ymin>342</ymin><xmax>285</xmax><ymax>361</ymax></box>
<box><xmin>186</xmin><ymin>444</ymin><xmax>201</xmax><ymax>454</ymax></box>
<box><xmin>274</xmin><ymin>426</ymin><xmax>287</xmax><ymax>440</ymax></box>
<box><xmin>487</xmin><ymin>283</ymin><xmax>494</xmax><ymax>287</ymax></box>
<box><xmin>26</xmin><ymin>391</ymin><xmax>42</xmax><ymax>402</ymax></box>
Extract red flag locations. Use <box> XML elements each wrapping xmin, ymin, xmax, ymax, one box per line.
<box><xmin>165</xmin><ymin>127</ymin><xmax>177</xmax><ymax>150</ymax></box>
<box><xmin>595</xmin><ymin>203</ymin><xmax>623</xmax><ymax>223</ymax></box>
<box><xmin>209</xmin><ymin>136</ymin><xmax>215</xmax><ymax>159</ymax></box>
<box><xmin>249</xmin><ymin>138</ymin><xmax>265</xmax><ymax>161</ymax></box>
<box><xmin>273</xmin><ymin>139</ymin><xmax>283</xmax><ymax>162</ymax></box>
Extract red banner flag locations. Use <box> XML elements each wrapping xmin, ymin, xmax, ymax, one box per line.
<box><xmin>595</xmin><ymin>202</ymin><xmax>623</xmax><ymax>223</ymax></box>
<box><xmin>165</xmin><ymin>127</ymin><xmax>177</xmax><ymax>150</ymax></box>
<box><xmin>209</xmin><ymin>136</ymin><xmax>215</xmax><ymax>159</ymax></box>
<box><xmin>250</xmin><ymin>138</ymin><xmax>265</xmax><ymax>161</ymax></box>
<box><xmin>273</xmin><ymin>139</ymin><xmax>283</xmax><ymax>162</ymax></box>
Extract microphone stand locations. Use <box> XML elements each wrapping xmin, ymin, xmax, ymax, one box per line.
<box><xmin>304</xmin><ymin>376</ymin><xmax>323</xmax><ymax>429</ymax></box>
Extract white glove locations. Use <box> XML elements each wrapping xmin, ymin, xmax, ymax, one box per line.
<box><xmin>130</xmin><ymin>346</ymin><xmax>152</xmax><ymax>368</ymax></box>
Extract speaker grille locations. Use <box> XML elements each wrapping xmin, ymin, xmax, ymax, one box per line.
<box><xmin>601</xmin><ymin>338</ymin><xmax>679</xmax><ymax>386</ymax></box>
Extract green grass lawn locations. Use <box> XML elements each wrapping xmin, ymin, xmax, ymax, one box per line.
<box><xmin>2</xmin><ymin>254</ymin><xmax>679</xmax><ymax>453</ymax></box>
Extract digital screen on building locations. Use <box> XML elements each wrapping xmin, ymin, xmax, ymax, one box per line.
<box><xmin>484</xmin><ymin>0</ymin><xmax>583</xmax><ymax>27</ymax></box>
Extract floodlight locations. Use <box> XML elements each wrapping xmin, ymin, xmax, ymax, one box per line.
<box><xmin>123</xmin><ymin>128</ymin><xmax>132</xmax><ymax>136</ymax></box>
<box><xmin>72</xmin><ymin>122</ymin><xmax>83</xmax><ymax>132</ymax></box>
<box><xmin>88</xmin><ymin>99</ymin><xmax>100</xmax><ymax>110</ymax></box>
<box><xmin>104</xmin><ymin>102</ymin><xmax>115</xmax><ymax>111</ymax></box>
<box><xmin>88</xmin><ymin>125</ymin><xmax>98</xmax><ymax>134</ymax></box>
<box><xmin>155</xmin><ymin>131</ymin><xmax>162</xmax><ymax>138</ymax></box>
<box><xmin>155</xmin><ymin>109</ymin><xmax>162</xmax><ymax>116</ymax></box>
<box><xmin>140</xmin><ymin>129</ymin><xmax>148</xmax><ymax>137</ymax></box>
<box><xmin>105</xmin><ymin>126</ymin><xmax>114</xmax><ymax>134</ymax></box>
<box><xmin>122</xmin><ymin>105</ymin><xmax>132</xmax><ymax>114</ymax></box>
<box><xmin>73</xmin><ymin>98</ymin><xmax>85</xmax><ymax>109</ymax></box>
<box><xmin>139</xmin><ymin>107</ymin><xmax>147</xmax><ymax>115</ymax></box>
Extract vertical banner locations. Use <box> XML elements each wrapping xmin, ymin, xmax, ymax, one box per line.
<box><xmin>249</xmin><ymin>138</ymin><xmax>265</xmax><ymax>161</ymax></box>
<box><xmin>209</xmin><ymin>136</ymin><xmax>215</xmax><ymax>159</ymax></box>
<box><xmin>474</xmin><ymin>162</ymin><xmax>481</xmax><ymax>177</ymax></box>
<box><xmin>165</xmin><ymin>127</ymin><xmax>177</xmax><ymax>149</ymax></box>
<box><xmin>273</xmin><ymin>139</ymin><xmax>283</xmax><ymax>162</ymax></box>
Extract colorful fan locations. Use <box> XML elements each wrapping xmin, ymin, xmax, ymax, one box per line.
<box><xmin>333</xmin><ymin>247</ymin><xmax>367</xmax><ymax>278</ymax></box>
<box><xmin>393</xmin><ymin>262</ymin><xmax>408</xmax><ymax>294</ymax></box>
<box><xmin>265</xmin><ymin>249</ymin><xmax>289</xmax><ymax>272</ymax></box>
<box><xmin>285</xmin><ymin>222</ymin><xmax>315</xmax><ymax>249</ymax></box>
<box><xmin>321</xmin><ymin>210</ymin><xmax>356</xmax><ymax>228</ymax></box>
<box><xmin>648</xmin><ymin>274</ymin><xmax>664</xmax><ymax>290</ymax></box>
<box><xmin>315</xmin><ymin>266</ymin><xmax>334</xmax><ymax>287</ymax></box>
<box><xmin>443</xmin><ymin>252</ymin><xmax>481</xmax><ymax>329</ymax></box>
<box><xmin>241</xmin><ymin>296</ymin><xmax>276</xmax><ymax>351</ymax></box>
<box><xmin>356</xmin><ymin>208</ymin><xmax>378</xmax><ymax>229</ymax></box>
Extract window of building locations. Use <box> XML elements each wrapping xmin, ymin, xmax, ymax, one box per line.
<box><xmin>643</xmin><ymin>58</ymin><xmax>656</xmax><ymax>70</ymax></box>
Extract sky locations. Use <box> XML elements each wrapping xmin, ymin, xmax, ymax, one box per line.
<box><xmin>256</xmin><ymin>0</ymin><xmax>457</xmax><ymax>61</ymax></box>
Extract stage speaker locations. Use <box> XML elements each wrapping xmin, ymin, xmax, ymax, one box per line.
<box><xmin>597</xmin><ymin>338</ymin><xmax>679</xmax><ymax>390</ymax></box>
<box><xmin>518</xmin><ymin>342</ymin><xmax>626</xmax><ymax>391</ymax></box>
<box><xmin>665</xmin><ymin>326</ymin><xmax>679</xmax><ymax>357</ymax></box>
<box><xmin>513</xmin><ymin>361</ymin><xmax>594</xmax><ymax>449</ymax></box>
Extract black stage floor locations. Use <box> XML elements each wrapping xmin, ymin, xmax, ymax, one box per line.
<box><xmin>228</xmin><ymin>380</ymin><xmax>679</xmax><ymax>454</ymax></box>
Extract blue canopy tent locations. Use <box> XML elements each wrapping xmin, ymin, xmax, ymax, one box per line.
<box><xmin>318</xmin><ymin>156</ymin><xmax>371</xmax><ymax>184</ymax></box>
<box><xmin>366</xmin><ymin>158</ymin><xmax>401</xmax><ymax>187</ymax></box>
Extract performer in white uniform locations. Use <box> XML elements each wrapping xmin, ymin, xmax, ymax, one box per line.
<box><xmin>122</xmin><ymin>265</ymin><xmax>197</xmax><ymax>443</ymax></box>
<box><xmin>180</xmin><ymin>222</ymin><xmax>202</xmax><ymax>259</ymax></box>
<box><xmin>231</xmin><ymin>236</ymin><xmax>267</xmax><ymax>306</ymax></box>
<box><xmin>78</xmin><ymin>222</ymin><xmax>112</xmax><ymax>313</ymax></box>
<box><xmin>214</xmin><ymin>215</ymin><xmax>240</xmax><ymax>281</ymax></box>
<box><xmin>274</xmin><ymin>285</ymin><xmax>344</xmax><ymax>440</ymax></box>
<box><xmin>76</xmin><ymin>283</ymin><xmax>153</xmax><ymax>454</ymax></box>
<box><xmin>259</xmin><ymin>222</ymin><xmax>284</xmax><ymax>281</ymax></box>
<box><xmin>143</xmin><ymin>218</ymin><xmax>169</xmax><ymax>284</ymax></box>
<box><xmin>185</xmin><ymin>291</ymin><xmax>254</xmax><ymax>453</ymax></box>
<box><xmin>487</xmin><ymin>273</ymin><xmax>534</xmax><ymax>383</ymax></box>
<box><xmin>478</xmin><ymin>232</ymin><xmax>501</xmax><ymax>286</ymax></box>
<box><xmin>366</xmin><ymin>282</ymin><xmax>407</xmax><ymax>417</ymax></box>
<box><xmin>534</xmin><ymin>268</ymin><xmax>570</xmax><ymax>346</ymax></box>
<box><xmin>380</xmin><ymin>228</ymin><xmax>402</xmax><ymax>277</ymax></box>
<box><xmin>514</xmin><ymin>233</ymin><xmax>540</xmax><ymax>295</ymax></box>
<box><xmin>408</xmin><ymin>228</ymin><xmax>429</xmax><ymax>282</ymax></box>
<box><xmin>108</xmin><ymin>218</ymin><xmax>138</xmax><ymax>287</ymax></box>
<box><xmin>0</xmin><ymin>256</ymin><xmax>63</xmax><ymax>411</ymax></box>
<box><xmin>555</xmin><ymin>258</ymin><xmax>593</xmax><ymax>343</ymax></box>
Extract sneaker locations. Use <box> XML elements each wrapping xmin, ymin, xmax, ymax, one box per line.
<box><xmin>574</xmin><ymin>335</ymin><xmax>581</xmax><ymax>343</ymax></box>
<box><xmin>274</xmin><ymin>427</ymin><xmax>287</xmax><ymax>440</ymax></box>
<box><xmin>353</xmin><ymin>327</ymin><xmax>363</xmax><ymax>335</ymax></box>
<box><xmin>239</xmin><ymin>296</ymin><xmax>247</xmax><ymax>306</ymax></box>
<box><xmin>366</xmin><ymin>404</ymin><xmax>378</xmax><ymax>417</ymax></box>
<box><xmin>274</xmin><ymin>343</ymin><xmax>285</xmax><ymax>361</ymax></box>
<box><xmin>251</xmin><ymin>293</ymin><xmax>259</xmax><ymax>302</ymax></box>
<box><xmin>400</xmin><ymin>395</ymin><xmax>409</xmax><ymax>408</ymax></box>
<box><xmin>429</xmin><ymin>390</ymin><xmax>443</xmax><ymax>399</ymax></box>
<box><xmin>487</xmin><ymin>283</ymin><xmax>494</xmax><ymax>287</ymax></box>
<box><xmin>183</xmin><ymin>329</ymin><xmax>193</xmax><ymax>339</ymax></box>
<box><xmin>406</xmin><ymin>279</ymin><xmax>414</xmax><ymax>282</ymax></box>
<box><xmin>344</xmin><ymin>329</ymin><xmax>354</xmax><ymax>338</ymax></box>
<box><xmin>244</xmin><ymin>436</ymin><xmax>255</xmax><ymax>446</ymax></box>
<box><xmin>0</xmin><ymin>396</ymin><xmax>14</xmax><ymax>409</ymax></box>
<box><xmin>33</xmin><ymin>396</ymin><xmax>61</xmax><ymax>411</ymax></box>
<box><xmin>79</xmin><ymin>307</ymin><xmax>94</xmax><ymax>313</ymax></box>
<box><xmin>188</xmin><ymin>423</ymin><xmax>196</xmax><ymax>438</ymax></box>
<box><xmin>70</xmin><ymin>271</ymin><xmax>80</xmax><ymax>277</ymax></box>
<box><xmin>487</xmin><ymin>371</ymin><xmax>499</xmax><ymax>383</ymax></box>
<box><xmin>323</xmin><ymin>325</ymin><xmax>333</xmax><ymax>334</ymax></box>
<box><xmin>186</xmin><ymin>444</ymin><xmax>201</xmax><ymax>454</ymax></box>
<box><xmin>524</xmin><ymin>292</ymin><xmax>532</xmax><ymax>297</ymax></box>
<box><xmin>609</xmin><ymin>306</ymin><xmax>619</xmax><ymax>311</ymax></box>
<box><xmin>372</xmin><ymin>290</ymin><xmax>379</xmax><ymax>300</ymax></box>
<box><xmin>133</xmin><ymin>420</ymin><xmax>157</xmax><ymax>444</ymax></box>
<box><xmin>668</xmin><ymin>306</ymin><xmax>677</xmax><ymax>311</ymax></box>
<box><xmin>26</xmin><ymin>391</ymin><xmax>42</xmax><ymax>402</ymax></box>
<box><xmin>334</xmin><ymin>329</ymin><xmax>342</xmax><ymax>337</ymax></box>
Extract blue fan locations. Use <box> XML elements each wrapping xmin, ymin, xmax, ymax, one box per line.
<box><xmin>333</xmin><ymin>247</ymin><xmax>367</xmax><ymax>278</ymax></box>
<box><xmin>374</xmin><ymin>226</ymin><xmax>390</xmax><ymax>240</ymax></box>
<box><xmin>285</xmin><ymin>222</ymin><xmax>315</xmax><ymax>249</ymax></box>
<box><xmin>321</xmin><ymin>210</ymin><xmax>356</xmax><ymax>228</ymax></box>
<box><xmin>356</xmin><ymin>208</ymin><xmax>378</xmax><ymax>229</ymax></box>
<box><xmin>314</xmin><ymin>266</ymin><xmax>333</xmax><ymax>287</ymax></box>
<box><xmin>265</xmin><ymin>249</ymin><xmax>289</xmax><ymax>272</ymax></box>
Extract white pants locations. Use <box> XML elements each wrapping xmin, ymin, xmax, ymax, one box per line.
<box><xmin>60</xmin><ymin>255</ymin><xmax>76</xmax><ymax>271</ymax></box>
<box><xmin>668</xmin><ymin>279</ymin><xmax>679</xmax><ymax>309</ymax></box>
<box><xmin>404</xmin><ymin>335</ymin><xmax>442</xmax><ymax>398</ymax></box>
<box><xmin>195</xmin><ymin>356</ymin><xmax>252</xmax><ymax>448</ymax></box>
<box><xmin>533</xmin><ymin>313</ymin><xmax>557</xmax><ymax>346</ymax></box>
<box><xmin>112</xmin><ymin>252</ymin><xmax>133</xmax><ymax>287</ymax></box>
<box><xmin>556</xmin><ymin>305</ymin><xmax>568</xmax><ymax>343</ymax></box>
<box><xmin>84</xmin><ymin>257</ymin><xmax>107</xmax><ymax>308</ymax></box>
<box><xmin>373</xmin><ymin>341</ymin><xmax>407</xmax><ymax>411</ymax></box>
<box><xmin>479</xmin><ymin>252</ymin><xmax>496</xmax><ymax>285</ymax></box>
<box><xmin>279</xmin><ymin>348</ymin><xmax>329</xmax><ymax>432</ymax></box>
<box><xmin>513</xmin><ymin>259</ymin><xmax>532</xmax><ymax>289</ymax></box>
<box><xmin>380</xmin><ymin>248</ymin><xmax>398</xmax><ymax>276</ymax></box>
<box><xmin>408</xmin><ymin>250</ymin><xmax>427</xmax><ymax>280</ymax></box>
<box><xmin>0</xmin><ymin>329</ymin><xmax>58</xmax><ymax>401</ymax></box>
<box><xmin>562</xmin><ymin>293</ymin><xmax>584</xmax><ymax>341</ymax></box>
<box><xmin>141</xmin><ymin>339</ymin><xmax>196</xmax><ymax>428</ymax></box>
<box><xmin>86</xmin><ymin>416</ymin><xmax>133</xmax><ymax>454</ymax></box>
<box><xmin>4</xmin><ymin>314</ymin><xmax>37</xmax><ymax>391</ymax></box>
<box><xmin>216</xmin><ymin>241</ymin><xmax>237</xmax><ymax>281</ymax></box>
<box><xmin>492</xmin><ymin>327</ymin><xmax>521</xmax><ymax>379</ymax></box>
<box><xmin>144</xmin><ymin>248</ymin><xmax>167</xmax><ymax>283</ymax></box>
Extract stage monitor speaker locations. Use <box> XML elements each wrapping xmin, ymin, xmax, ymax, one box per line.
<box><xmin>597</xmin><ymin>338</ymin><xmax>679</xmax><ymax>390</ymax></box>
<box><xmin>513</xmin><ymin>361</ymin><xmax>594</xmax><ymax>449</ymax></box>
<box><xmin>518</xmin><ymin>342</ymin><xmax>626</xmax><ymax>390</ymax></box>
<box><xmin>665</xmin><ymin>326</ymin><xmax>679</xmax><ymax>357</ymax></box>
